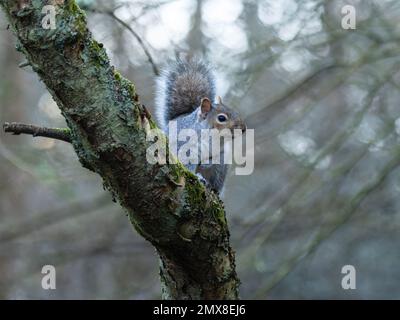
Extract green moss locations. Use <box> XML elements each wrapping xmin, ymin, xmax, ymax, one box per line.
<box><xmin>87</xmin><ymin>40</ymin><xmax>108</xmax><ymax>67</ymax></box>
<box><xmin>114</xmin><ymin>70</ymin><xmax>122</xmax><ymax>81</ymax></box>
<box><xmin>119</xmin><ymin>76</ymin><xmax>137</xmax><ymax>101</ymax></box>
<box><xmin>56</xmin><ymin>128</ymin><xmax>71</xmax><ymax>134</ymax></box>
<box><xmin>60</xmin><ymin>0</ymin><xmax>88</xmax><ymax>35</ymax></box>
<box><xmin>89</xmin><ymin>40</ymin><xmax>102</xmax><ymax>52</ymax></box>
<box><xmin>148</xmin><ymin>118</ymin><xmax>158</xmax><ymax>129</ymax></box>
<box><xmin>68</xmin><ymin>0</ymin><xmax>80</xmax><ymax>13</ymax></box>
<box><xmin>210</xmin><ymin>201</ymin><xmax>227</xmax><ymax>227</ymax></box>
<box><xmin>184</xmin><ymin>176</ymin><xmax>227</xmax><ymax>227</ymax></box>
<box><xmin>127</xmin><ymin>82</ymin><xmax>137</xmax><ymax>100</ymax></box>
<box><xmin>75</xmin><ymin>16</ymin><xmax>88</xmax><ymax>35</ymax></box>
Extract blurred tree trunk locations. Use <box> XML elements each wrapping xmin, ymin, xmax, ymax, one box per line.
<box><xmin>0</xmin><ymin>0</ymin><xmax>239</xmax><ymax>299</ymax></box>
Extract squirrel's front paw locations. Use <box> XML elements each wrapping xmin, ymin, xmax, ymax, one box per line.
<box><xmin>196</xmin><ymin>173</ymin><xmax>208</xmax><ymax>186</ymax></box>
<box><xmin>196</xmin><ymin>173</ymin><xmax>220</xmax><ymax>194</ymax></box>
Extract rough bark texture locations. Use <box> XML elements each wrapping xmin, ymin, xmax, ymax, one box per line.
<box><xmin>0</xmin><ymin>0</ymin><xmax>239</xmax><ymax>299</ymax></box>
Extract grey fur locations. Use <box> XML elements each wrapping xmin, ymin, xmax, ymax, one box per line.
<box><xmin>155</xmin><ymin>57</ymin><xmax>244</xmax><ymax>193</ymax></box>
<box><xmin>155</xmin><ymin>57</ymin><xmax>215</xmax><ymax>131</ymax></box>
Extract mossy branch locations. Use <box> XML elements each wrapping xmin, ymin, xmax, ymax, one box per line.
<box><xmin>0</xmin><ymin>0</ymin><xmax>239</xmax><ymax>299</ymax></box>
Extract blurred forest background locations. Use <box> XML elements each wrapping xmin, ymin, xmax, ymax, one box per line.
<box><xmin>1</xmin><ymin>0</ymin><xmax>400</xmax><ymax>299</ymax></box>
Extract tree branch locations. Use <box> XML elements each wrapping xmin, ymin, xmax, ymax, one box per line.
<box><xmin>0</xmin><ymin>0</ymin><xmax>239</xmax><ymax>299</ymax></box>
<box><xmin>3</xmin><ymin>122</ymin><xmax>71</xmax><ymax>143</ymax></box>
<box><xmin>107</xmin><ymin>11</ymin><xmax>160</xmax><ymax>76</ymax></box>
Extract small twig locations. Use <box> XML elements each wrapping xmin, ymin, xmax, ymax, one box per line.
<box><xmin>108</xmin><ymin>11</ymin><xmax>160</xmax><ymax>76</ymax></box>
<box><xmin>18</xmin><ymin>61</ymin><xmax>31</xmax><ymax>68</ymax></box>
<box><xmin>3</xmin><ymin>122</ymin><xmax>71</xmax><ymax>143</ymax></box>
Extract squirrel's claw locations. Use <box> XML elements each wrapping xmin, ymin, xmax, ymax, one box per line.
<box><xmin>196</xmin><ymin>173</ymin><xmax>208</xmax><ymax>186</ymax></box>
<box><xmin>196</xmin><ymin>173</ymin><xmax>220</xmax><ymax>194</ymax></box>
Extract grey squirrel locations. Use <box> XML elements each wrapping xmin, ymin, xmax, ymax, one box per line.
<box><xmin>155</xmin><ymin>56</ymin><xmax>246</xmax><ymax>193</ymax></box>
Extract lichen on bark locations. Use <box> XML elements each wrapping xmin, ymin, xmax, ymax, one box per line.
<box><xmin>0</xmin><ymin>0</ymin><xmax>239</xmax><ymax>299</ymax></box>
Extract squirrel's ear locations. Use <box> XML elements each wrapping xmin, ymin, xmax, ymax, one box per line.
<box><xmin>200</xmin><ymin>97</ymin><xmax>212</xmax><ymax>114</ymax></box>
<box><xmin>217</xmin><ymin>96</ymin><xmax>223</xmax><ymax>105</ymax></box>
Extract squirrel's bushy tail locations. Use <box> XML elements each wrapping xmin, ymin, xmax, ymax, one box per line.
<box><xmin>155</xmin><ymin>56</ymin><xmax>216</xmax><ymax>130</ymax></box>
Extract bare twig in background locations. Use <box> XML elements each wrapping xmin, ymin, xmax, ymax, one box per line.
<box><xmin>0</xmin><ymin>194</ymin><xmax>110</xmax><ymax>243</ymax></box>
<box><xmin>253</xmin><ymin>146</ymin><xmax>400</xmax><ymax>298</ymax></box>
<box><xmin>107</xmin><ymin>11</ymin><xmax>160</xmax><ymax>76</ymax></box>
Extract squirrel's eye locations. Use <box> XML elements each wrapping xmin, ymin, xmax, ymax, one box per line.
<box><xmin>217</xmin><ymin>114</ymin><xmax>227</xmax><ymax>123</ymax></box>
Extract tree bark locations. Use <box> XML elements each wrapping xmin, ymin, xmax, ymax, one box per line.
<box><xmin>0</xmin><ymin>0</ymin><xmax>239</xmax><ymax>299</ymax></box>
